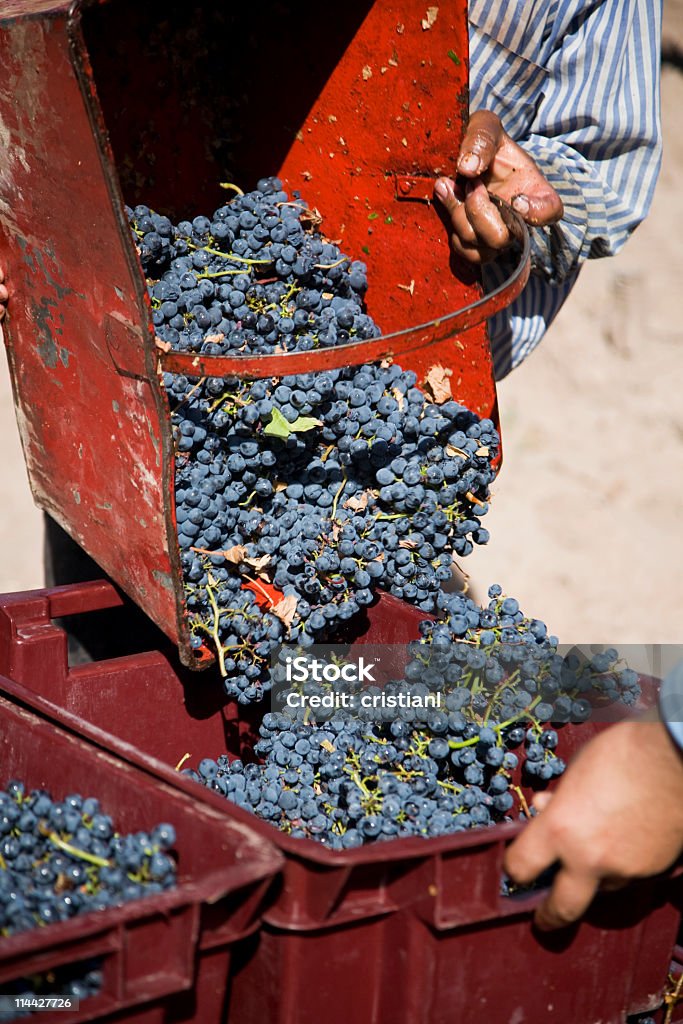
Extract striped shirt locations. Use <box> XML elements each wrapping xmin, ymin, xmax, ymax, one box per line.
<box><xmin>468</xmin><ymin>0</ymin><xmax>663</xmax><ymax>378</ymax></box>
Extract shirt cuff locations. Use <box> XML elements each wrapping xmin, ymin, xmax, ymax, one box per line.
<box><xmin>516</xmin><ymin>138</ymin><xmax>604</xmax><ymax>284</ymax></box>
<box><xmin>659</xmin><ymin>662</ymin><xmax>683</xmax><ymax>752</ymax></box>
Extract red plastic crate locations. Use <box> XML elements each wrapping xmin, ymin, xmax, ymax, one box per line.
<box><xmin>0</xmin><ymin>582</ymin><xmax>681</xmax><ymax>1024</ymax></box>
<box><xmin>0</xmin><ymin>683</ymin><xmax>281</xmax><ymax>1024</ymax></box>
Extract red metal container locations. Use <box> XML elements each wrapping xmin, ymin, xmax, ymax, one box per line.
<box><xmin>0</xmin><ymin>581</ymin><xmax>680</xmax><ymax>1024</ymax></box>
<box><xmin>0</xmin><ymin>683</ymin><xmax>281</xmax><ymax>1024</ymax></box>
<box><xmin>0</xmin><ymin>0</ymin><xmax>528</xmax><ymax>669</ymax></box>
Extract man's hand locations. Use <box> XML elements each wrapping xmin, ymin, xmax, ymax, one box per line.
<box><xmin>505</xmin><ymin>719</ymin><xmax>683</xmax><ymax>931</ymax></box>
<box><xmin>434</xmin><ymin>110</ymin><xmax>564</xmax><ymax>264</ymax></box>
<box><xmin>0</xmin><ymin>265</ymin><xmax>7</xmax><ymax>321</ymax></box>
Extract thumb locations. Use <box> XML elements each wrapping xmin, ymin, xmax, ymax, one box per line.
<box><xmin>457</xmin><ymin>110</ymin><xmax>504</xmax><ymax>176</ymax></box>
<box><xmin>512</xmin><ymin>189</ymin><xmax>564</xmax><ymax>227</ymax></box>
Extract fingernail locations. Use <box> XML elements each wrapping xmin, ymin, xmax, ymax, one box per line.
<box><xmin>512</xmin><ymin>195</ymin><xmax>530</xmax><ymax>217</ymax></box>
<box><xmin>434</xmin><ymin>179</ymin><xmax>452</xmax><ymax>203</ymax></box>
<box><xmin>458</xmin><ymin>153</ymin><xmax>481</xmax><ymax>175</ymax></box>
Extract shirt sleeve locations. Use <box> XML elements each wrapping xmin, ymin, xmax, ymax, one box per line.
<box><xmin>659</xmin><ymin>663</ymin><xmax>683</xmax><ymax>753</ymax></box>
<box><xmin>520</xmin><ymin>0</ymin><xmax>663</xmax><ymax>283</ymax></box>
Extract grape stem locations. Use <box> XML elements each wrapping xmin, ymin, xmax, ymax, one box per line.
<box><xmin>186</xmin><ymin>241</ymin><xmax>272</xmax><ymax>266</ymax></box>
<box><xmin>448</xmin><ymin>696</ymin><xmax>542</xmax><ymax>750</ymax></box>
<box><xmin>665</xmin><ymin>970</ymin><xmax>683</xmax><ymax>1024</ymax></box>
<box><xmin>43</xmin><ymin>830</ymin><xmax>112</xmax><ymax>869</ymax></box>
<box><xmin>512</xmin><ymin>785</ymin><xmax>532</xmax><ymax>819</ymax></box>
<box><xmin>330</xmin><ymin>471</ymin><xmax>348</xmax><ymax>520</ymax></box>
<box><xmin>482</xmin><ymin>670</ymin><xmax>520</xmax><ymax>725</ymax></box>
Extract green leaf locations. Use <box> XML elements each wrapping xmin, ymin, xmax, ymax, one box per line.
<box><xmin>385</xmin><ymin>215</ymin><xmax>394</xmax><ymax>225</ymax></box>
<box><xmin>263</xmin><ymin>408</ymin><xmax>292</xmax><ymax>439</ymax></box>
<box><xmin>361</xmin><ymin>245</ymin><xmax>370</xmax><ymax>255</ymax></box>
<box><xmin>447</xmin><ymin>49</ymin><xmax>461</xmax><ymax>66</ymax></box>
<box><xmin>290</xmin><ymin>416</ymin><xmax>323</xmax><ymax>433</ymax></box>
<box><xmin>368</xmin><ymin>212</ymin><xmax>379</xmax><ymax>221</ymax></box>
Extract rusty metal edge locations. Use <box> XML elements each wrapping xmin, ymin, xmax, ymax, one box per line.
<box><xmin>64</xmin><ymin>2</ymin><xmax>198</xmax><ymax>669</ymax></box>
<box><xmin>160</xmin><ymin>203</ymin><xmax>530</xmax><ymax>379</ymax></box>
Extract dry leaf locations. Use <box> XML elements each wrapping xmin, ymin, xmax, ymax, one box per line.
<box><xmin>322</xmin><ymin>291</ymin><xmax>334</xmax><ymax>300</ymax></box>
<box><xmin>242</xmin><ymin>578</ymin><xmax>284</xmax><ymax>610</ymax></box>
<box><xmin>446</xmin><ymin>444</ymin><xmax>467</xmax><ymax>458</ymax></box>
<box><xmin>475</xmin><ymin>446</ymin><xmax>490</xmax><ymax>457</ymax></box>
<box><xmin>275</xmin><ymin>481</ymin><xmax>288</xmax><ymax>492</ymax></box>
<box><xmin>399</xmin><ymin>539</ymin><xmax>418</xmax><ymax>549</ymax></box>
<box><xmin>320</xmin><ymin>739</ymin><xmax>336</xmax><ymax>754</ymax></box>
<box><xmin>296</xmin><ymin>129</ymin><xmax>304</xmax><ymax>142</ymax></box>
<box><xmin>380</xmin><ymin>357</ymin><xmax>394</xmax><ymax>369</ymax></box>
<box><xmin>344</xmin><ymin>492</ymin><xmax>369</xmax><ymax>512</ymax></box>
<box><xmin>191</xmin><ymin>544</ymin><xmax>248</xmax><ymax>564</ymax></box>
<box><xmin>421</xmin><ymin>5</ymin><xmax>438</xmax><ymax>29</ymax></box>
<box><xmin>244</xmin><ymin>553</ymin><xmax>272</xmax><ymax>577</ymax></box>
<box><xmin>454</xmin><ymin>338</ymin><xmax>465</xmax><ymax>351</ymax></box>
<box><xmin>204</xmin><ymin>333</ymin><xmax>225</xmax><ymax>345</ymax></box>
<box><xmin>392</xmin><ymin>386</ymin><xmax>405</xmax><ymax>411</ymax></box>
<box><xmin>222</xmin><ymin>544</ymin><xmax>249</xmax><ymax>564</ymax></box>
<box><xmin>397</xmin><ymin>280</ymin><xmax>415</xmax><ymax>295</ymax></box>
<box><xmin>154</xmin><ymin>336</ymin><xmax>172</xmax><ymax>353</ymax></box>
<box><xmin>465</xmin><ymin>491</ymin><xmax>481</xmax><ymax>505</ymax></box>
<box><xmin>424</xmin><ymin>364</ymin><xmax>453</xmax><ymax>403</ymax></box>
<box><xmin>396</xmin><ymin>22</ymin><xmax>405</xmax><ymax>33</ymax></box>
<box><xmin>302</xmin><ymin>170</ymin><xmax>313</xmax><ymax>181</ymax></box>
<box><xmin>300</xmin><ymin>207</ymin><xmax>323</xmax><ymax>229</ymax></box>
<box><xmin>362</xmin><ymin>65</ymin><xmax>373</xmax><ymax>80</ymax></box>
<box><xmin>328</xmin><ymin>114</ymin><xmax>338</xmax><ymax>123</ymax></box>
<box><xmin>272</xmin><ymin>594</ymin><xmax>298</xmax><ymax>628</ymax></box>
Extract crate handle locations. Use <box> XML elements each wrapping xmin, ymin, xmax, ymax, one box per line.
<box><xmin>159</xmin><ymin>198</ymin><xmax>530</xmax><ymax>379</ymax></box>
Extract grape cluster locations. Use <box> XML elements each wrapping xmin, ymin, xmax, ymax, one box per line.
<box><xmin>184</xmin><ymin>586</ymin><xmax>640</xmax><ymax>848</ymax></box>
<box><xmin>131</xmin><ymin>180</ymin><xmax>498</xmax><ymax>699</ymax></box>
<box><xmin>0</xmin><ymin>781</ymin><xmax>177</xmax><ymax>937</ymax></box>
<box><xmin>130</xmin><ymin>177</ymin><xmax>377</xmax><ymax>355</ymax></box>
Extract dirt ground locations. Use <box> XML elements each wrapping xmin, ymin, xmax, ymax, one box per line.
<box><xmin>1</xmin><ymin>9</ymin><xmax>682</xmax><ymax>650</ymax></box>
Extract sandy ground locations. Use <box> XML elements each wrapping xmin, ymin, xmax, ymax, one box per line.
<box><xmin>1</xmin><ymin>14</ymin><xmax>682</xmax><ymax>653</ymax></box>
